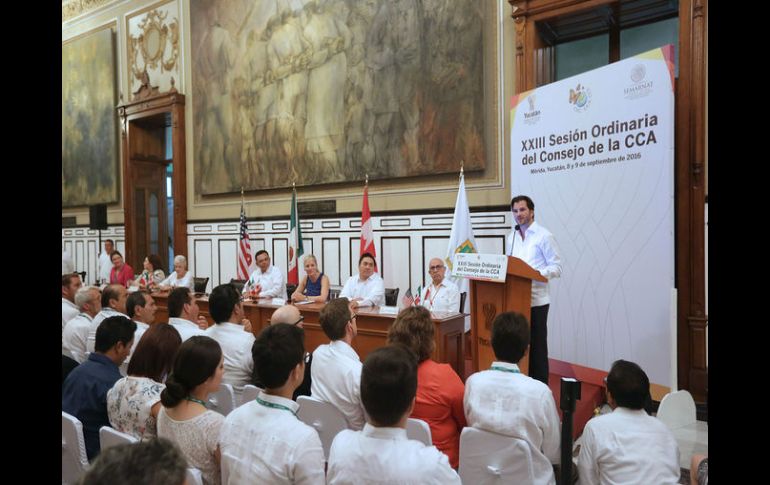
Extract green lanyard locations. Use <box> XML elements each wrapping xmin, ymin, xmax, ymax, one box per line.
<box><xmin>256</xmin><ymin>396</ymin><xmax>297</xmax><ymax>416</ymax></box>
<box><xmin>490</xmin><ymin>364</ymin><xmax>521</xmax><ymax>374</ymax></box>
<box><xmin>185</xmin><ymin>396</ymin><xmax>208</xmax><ymax>408</ymax></box>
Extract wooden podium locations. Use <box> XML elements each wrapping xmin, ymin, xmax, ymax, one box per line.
<box><xmin>469</xmin><ymin>256</ymin><xmax>547</xmax><ymax>374</ymax></box>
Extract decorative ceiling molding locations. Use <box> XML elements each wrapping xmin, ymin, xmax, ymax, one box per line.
<box><xmin>62</xmin><ymin>0</ymin><xmax>120</xmax><ymax>23</ymax></box>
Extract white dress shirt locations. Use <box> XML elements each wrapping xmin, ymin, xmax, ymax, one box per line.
<box><xmin>464</xmin><ymin>361</ymin><xmax>561</xmax><ymax>484</ymax></box>
<box><xmin>419</xmin><ymin>278</ymin><xmax>460</xmax><ymax>312</ymax></box>
<box><xmin>205</xmin><ymin>322</ymin><xmax>255</xmax><ymax>391</ymax></box>
<box><xmin>244</xmin><ymin>265</ymin><xmax>286</xmax><ymax>299</ymax></box>
<box><xmin>505</xmin><ymin>221</ymin><xmax>562</xmax><ymax>306</ymax></box>
<box><xmin>168</xmin><ymin>317</ymin><xmax>206</xmax><ymax>342</ymax></box>
<box><xmin>310</xmin><ymin>340</ymin><xmax>365</xmax><ymax>430</ymax></box>
<box><xmin>339</xmin><ymin>272</ymin><xmax>385</xmax><ymax>307</ymax></box>
<box><xmin>327</xmin><ymin>424</ymin><xmax>462</xmax><ymax>485</ymax></box>
<box><xmin>159</xmin><ymin>271</ymin><xmax>194</xmax><ymax>290</ymax></box>
<box><xmin>219</xmin><ymin>391</ymin><xmax>325</xmax><ymax>485</ymax></box>
<box><xmin>62</xmin><ymin>298</ymin><xmax>79</xmax><ymax>332</ymax></box>
<box><xmin>62</xmin><ymin>313</ymin><xmax>97</xmax><ymax>363</ymax></box>
<box><xmin>577</xmin><ymin>407</ymin><xmax>680</xmax><ymax>485</ymax></box>
<box><xmin>98</xmin><ymin>251</ymin><xmax>113</xmax><ymax>284</ymax></box>
<box><xmin>88</xmin><ymin>308</ymin><xmax>130</xmax><ymax>354</ymax></box>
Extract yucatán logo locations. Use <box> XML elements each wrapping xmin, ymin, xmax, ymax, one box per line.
<box><xmin>523</xmin><ymin>94</ymin><xmax>541</xmax><ymax>125</ymax></box>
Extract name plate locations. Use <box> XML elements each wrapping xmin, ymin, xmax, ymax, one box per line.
<box><xmin>271</xmin><ymin>298</ymin><xmax>286</xmax><ymax>306</ymax></box>
<box><xmin>378</xmin><ymin>305</ymin><xmax>399</xmax><ymax>315</ymax></box>
<box><xmin>452</xmin><ymin>253</ymin><xmax>507</xmax><ymax>283</ymax></box>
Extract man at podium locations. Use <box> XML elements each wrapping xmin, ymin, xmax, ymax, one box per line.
<box><xmin>505</xmin><ymin>195</ymin><xmax>562</xmax><ymax>384</ymax></box>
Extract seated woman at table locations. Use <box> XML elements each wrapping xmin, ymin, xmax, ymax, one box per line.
<box><xmin>291</xmin><ymin>254</ymin><xmax>330</xmax><ymax>302</ymax></box>
<box><xmin>133</xmin><ymin>254</ymin><xmax>166</xmax><ymax>290</ymax></box>
<box><xmin>159</xmin><ymin>255</ymin><xmax>194</xmax><ymax>291</ymax></box>
<box><xmin>110</xmin><ymin>250</ymin><xmax>135</xmax><ymax>288</ymax></box>
<box><xmin>387</xmin><ymin>305</ymin><xmax>467</xmax><ymax>469</ymax></box>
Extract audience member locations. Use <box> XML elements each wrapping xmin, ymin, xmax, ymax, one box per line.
<box><xmin>62</xmin><ymin>354</ymin><xmax>79</xmax><ymax>386</ymax></box>
<box><xmin>107</xmin><ymin>324</ymin><xmax>182</xmax><ymax>440</ymax></box>
<box><xmin>311</xmin><ymin>297</ymin><xmax>366</xmax><ymax>430</ymax></box>
<box><xmin>268</xmin><ymin>304</ymin><xmax>312</xmax><ymax>399</ymax></box>
<box><xmin>205</xmin><ymin>283</ymin><xmax>255</xmax><ymax>396</ymax></box>
<box><xmin>159</xmin><ymin>255</ymin><xmax>194</xmax><ymax>291</ymax></box>
<box><xmin>63</xmin><ymin>315</ymin><xmax>136</xmax><ymax>459</ymax></box>
<box><xmin>167</xmin><ymin>287</ymin><xmax>208</xmax><ymax>341</ymax></box>
<box><xmin>291</xmin><ymin>254</ymin><xmax>330</xmax><ymax>302</ymax></box>
<box><xmin>339</xmin><ymin>253</ymin><xmax>384</xmax><ymax>308</ymax></box>
<box><xmin>77</xmin><ymin>437</ymin><xmax>188</xmax><ymax>485</ymax></box>
<box><xmin>109</xmin><ymin>250</ymin><xmax>135</xmax><ymax>288</ymax></box>
<box><xmin>62</xmin><ymin>273</ymin><xmax>84</xmax><ymax>332</ymax></box>
<box><xmin>220</xmin><ymin>324</ymin><xmax>325</xmax><ymax>484</ymax></box>
<box><xmin>243</xmin><ymin>250</ymin><xmax>286</xmax><ymax>299</ymax></box>
<box><xmin>464</xmin><ymin>311</ymin><xmax>561</xmax><ymax>483</ymax></box>
<box><xmin>134</xmin><ymin>254</ymin><xmax>166</xmax><ymax>290</ymax></box>
<box><xmin>157</xmin><ymin>336</ymin><xmax>225</xmax><ymax>485</ymax></box>
<box><xmin>388</xmin><ymin>306</ymin><xmax>466</xmax><ymax>468</ymax></box>
<box><xmin>126</xmin><ymin>291</ymin><xmax>157</xmax><ymax>354</ymax></box>
<box><xmin>419</xmin><ymin>258</ymin><xmax>460</xmax><ymax>312</ymax></box>
<box><xmin>88</xmin><ymin>284</ymin><xmax>129</xmax><ymax>354</ymax></box>
<box><xmin>577</xmin><ymin>359</ymin><xmax>680</xmax><ymax>484</ymax></box>
<box><xmin>327</xmin><ymin>345</ymin><xmax>461</xmax><ymax>484</ymax></box>
<box><xmin>690</xmin><ymin>454</ymin><xmax>707</xmax><ymax>485</ymax></box>
<box><xmin>62</xmin><ymin>286</ymin><xmax>102</xmax><ymax>363</ymax></box>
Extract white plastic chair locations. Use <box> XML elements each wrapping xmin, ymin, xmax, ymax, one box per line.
<box><xmin>406</xmin><ymin>417</ymin><xmax>432</xmax><ymax>446</ymax></box>
<box><xmin>209</xmin><ymin>383</ymin><xmax>237</xmax><ymax>416</ymax></box>
<box><xmin>656</xmin><ymin>389</ymin><xmax>697</xmax><ymax>430</ymax></box>
<box><xmin>238</xmin><ymin>384</ymin><xmax>261</xmax><ymax>407</ymax></box>
<box><xmin>296</xmin><ymin>395</ymin><xmax>349</xmax><ymax>460</ymax></box>
<box><xmin>186</xmin><ymin>467</ymin><xmax>203</xmax><ymax>485</ymax></box>
<box><xmin>62</xmin><ymin>411</ymin><xmax>89</xmax><ymax>484</ymax></box>
<box><xmin>458</xmin><ymin>427</ymin><xmax>536</xmax><ymax>484</ymax></box>
<box><xmin>99</xmin><ymin>426</ymin><xmax>138</xmax><ymax>451</ymax></box>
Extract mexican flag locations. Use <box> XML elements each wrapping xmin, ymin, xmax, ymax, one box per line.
<box><xmin>288</xmin><ymin>187</ymin><xmax>304</xmax><ymax>285</ymax></box>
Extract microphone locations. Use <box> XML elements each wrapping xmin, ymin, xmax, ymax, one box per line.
<box><xmin>515</xmin><ymin>224</ymin><xmax>520</xmax><ymax>231</ymax></box>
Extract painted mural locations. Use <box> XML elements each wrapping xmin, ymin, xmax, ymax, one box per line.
<box><xmin>62</xmin><ymin>27</ymin><xmax>119</xmax><ymax>207</ymax></box>
<box><xmin>191</xmin><ymin>0</ymin><xmax>486</xmax><ymax>194</ymax></box>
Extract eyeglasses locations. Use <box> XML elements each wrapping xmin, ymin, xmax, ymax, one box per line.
<box><xmin>429</xmin><ymin>265</ymin><xmax>445</xmax><ymax>271</ymax></box>
<box><xmin>292</xmin><ymin>315</ymin><xmax>305</xmax><ymax>326</ymax></box>
<box><xmin>304</xmin><ymin>352</ymin><xmax>311</xmax><ymax>364</ymax></box>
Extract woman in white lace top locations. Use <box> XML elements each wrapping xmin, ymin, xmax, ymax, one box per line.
<box><xmin>107</xmin><ymin>324</ymin><xmax>182</xmax><ymax>440</ymax></box>
<box><xmin>157</xmin><ymin>336</ymin><xmax>225</xmax><ymax>485</ymax></box>
<box><xmin>159</xmin><ymin>255</ymin><xmax>194</xmax><ymax>291</ymax></box>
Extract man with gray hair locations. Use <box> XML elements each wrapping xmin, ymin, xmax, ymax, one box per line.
<box><xmin>62</xmin><ymin>286</ymin><xmax>102</xmax><ymax>363</ymax></box>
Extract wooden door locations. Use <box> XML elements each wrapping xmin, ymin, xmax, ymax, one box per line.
<box><xmin>130</xmin><ymin>160</ymin><xmax>169</xmax><ymax>271</ymax></box>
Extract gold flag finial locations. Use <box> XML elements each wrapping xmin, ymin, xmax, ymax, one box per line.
<box><xmin>365</xmin><ymin>173</ymin><xmax>369</xmax><ymax>185</ymax></box>
<box><xmin>460</xmin><ymin>161</ymin><xmax>464</xmax><ymax>178</ymax></box>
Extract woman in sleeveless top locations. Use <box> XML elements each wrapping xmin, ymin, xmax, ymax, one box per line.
<box><xmin>291</xmin><ymin>254</ymin><xmax>330</xmax><ymax>302</ymax></box>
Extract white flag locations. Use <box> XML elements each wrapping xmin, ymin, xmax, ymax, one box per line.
<box><xmin>445</xmin><ymin>172</ymin><xmax>477</xmax><ymax>314</ymax></box>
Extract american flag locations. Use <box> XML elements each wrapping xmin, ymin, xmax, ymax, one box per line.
<box><xmin>237</xmin><ymin>201</ymin><xmax>254</xmax><ymax>280</ymax></box>
<box><xmin>401</xmin><ymin>288</ymin><xmax>414</xmax><ymax>307</ymax></box>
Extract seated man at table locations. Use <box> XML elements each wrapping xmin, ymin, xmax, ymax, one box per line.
<box><xmin>206</xmin><ymin>283</ymin><xmax>255</xmax><ymax>396</ymax></box>
<box><xmin>327</xmin><ymin>345</ymin><xmax>461</xmax><ymax>484</ymax></box>
<box><xmin>62</xmin><ymin>273</ymin><xmax>83</xmax><ymax>332</ymax></box>
<box><xmin>311</xmin><ymin>298</ymin><xmax>365</xmax><ymax>430</ymax></box>
<box><xmin>339</xmin><ymin>252</ymin><xmax>384</xmax><ymax>308</ymax></box>
<box><xmin>269</xmin><ymin>304</ymin><xmax>312</xmax><ymax>399</ymax></box>
<box><xmin>419</xmin><ymin>258</ymin><xmax>460</xmax><ymax>313</ymax></box>
<box><xmin>243</xmin><ymin>250</ymin><xmax>287</xmax><ymax>299</ymax></box>
<box><xmin>167</xmin><ymin>287</ymin><xmax>208</xmax><ymax>342</ymax></box>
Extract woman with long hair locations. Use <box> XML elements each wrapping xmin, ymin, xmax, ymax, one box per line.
<box><xmin>107</xmin><ymin>324</ymin><xmax>182</xmax><ymax>440</ymax></box>
<box><xmin>157</xmin><ymin>336</ymin><xmax>225</xmax><ymax>485</ymax></box>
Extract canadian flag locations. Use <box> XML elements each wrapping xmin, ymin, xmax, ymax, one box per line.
<box><xmin>360</xmin><ymin>183</ymin><xmax>377</xmax><ymax>270</ymax></box>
